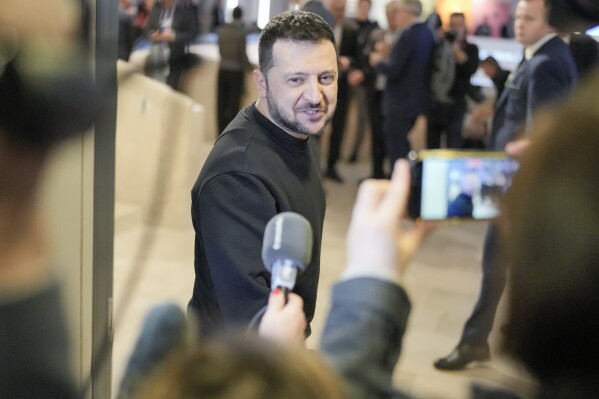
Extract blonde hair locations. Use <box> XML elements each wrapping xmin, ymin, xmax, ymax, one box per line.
<box><xmin>133</xmin><ymin>334</ymin><xmax>346</xmax><ymax>399</ymax></box>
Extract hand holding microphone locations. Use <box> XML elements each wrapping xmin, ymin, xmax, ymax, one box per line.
<box><xmin>256</xmin><ymin>212</ymin><xmax>312</xmax><ymax>344</ymax></box>
<box><xmin>259</xmin><ymin>289</ymin><xmax>307</xmax><ymax>346</ymax></box>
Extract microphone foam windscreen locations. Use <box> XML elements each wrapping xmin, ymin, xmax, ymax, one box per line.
<box><xmin>261</xmin><ymin>212</ymin><xmax>313</xmax><ymax>273</ymax></box>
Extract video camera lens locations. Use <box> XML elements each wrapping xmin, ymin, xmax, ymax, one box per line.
<box><xmin>445</xmin><ymin>30</ymin><xmax>457</xmax><ymax>43</ymax></box>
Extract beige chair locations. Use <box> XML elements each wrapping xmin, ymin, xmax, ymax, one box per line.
<box><xmin>115</xmin><ymin>60</ymin><xmax>208</xmax><ymax>229</ymax></box>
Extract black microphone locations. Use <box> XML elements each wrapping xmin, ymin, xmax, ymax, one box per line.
<box><xmin>261</xmin><ymin>212</ymin><xmax>313</xmax><ymax>294</ymax></box>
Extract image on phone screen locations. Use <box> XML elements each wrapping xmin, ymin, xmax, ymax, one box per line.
<box><xmin>409</xmin><ymin>151</ymin><xmax>519</xmax><ymax>221</ymax></box>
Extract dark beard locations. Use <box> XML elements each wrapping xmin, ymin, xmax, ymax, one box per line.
<box><xmin>266</xmin><ymin>89</ymin><xmax>331</xmax><ymax>137</ymax></box>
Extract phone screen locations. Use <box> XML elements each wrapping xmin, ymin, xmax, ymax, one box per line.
<box><xmin>408</xmin><ymin>151</ymin><xmax>519</xmax><ymax>221</ymax></box>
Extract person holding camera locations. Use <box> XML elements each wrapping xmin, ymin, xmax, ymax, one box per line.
<box><xmin>427</xmin><ymin>12</ymin><xmax>479</xmax><ymax>151</ymax></box>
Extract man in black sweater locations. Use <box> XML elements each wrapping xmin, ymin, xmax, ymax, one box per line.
<box><xmin>189</xmin><ymin>11</ymin><xmax>337</xmax><ymax>336</ymax></box>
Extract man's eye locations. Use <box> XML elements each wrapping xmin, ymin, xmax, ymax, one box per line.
<box><xmin>288</xmin><ymin>77</ymin><xmax>304</xmax><ymax>84</ymax></box>
<box><xmin>320</xmin><ymin>75</ymin><xmax>335</xmax><ymax>84</ymax></box>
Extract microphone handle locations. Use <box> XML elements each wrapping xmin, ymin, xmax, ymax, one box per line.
<box><xmin>270</xmin><ymin>259</ymin><xmax>298</xmax><ymax>292</ymax></box>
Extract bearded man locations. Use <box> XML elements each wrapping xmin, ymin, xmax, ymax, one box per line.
<box><xmin>189</xmin><ymin>11</ymin><xmax>337</xmax><ymax>337</ymax></box>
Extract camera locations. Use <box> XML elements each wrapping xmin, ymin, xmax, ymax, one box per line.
<box><xmin>445</xmin><ymin>30</ymin><xmax>457</xmax><ymax>43</ymax></box>
<box><xmin>408</xmin><ymin>150</ymin><xmax>519</xmax><ymax>221</ymax></box>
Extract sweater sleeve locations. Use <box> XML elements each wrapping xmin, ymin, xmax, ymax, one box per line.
<box><xmin>320</xmin><ymin>278</ymin><xmax>411</xmax><ymax>399</ymax></box>
<box><xmin>196</xmin><ymin>172</ymin><xmax>277</xmax><ymax>326</ymax></box>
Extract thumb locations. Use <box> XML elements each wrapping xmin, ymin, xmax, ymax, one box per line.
<box><xmin>285</xmin><ymin>292</ymin><xmax>305</xmax><ymax>310</ymax></box>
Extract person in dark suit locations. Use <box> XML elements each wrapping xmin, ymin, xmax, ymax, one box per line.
<box><xmin>347</xmin><ymin>0</ymin><xmax>379</xmax><ymax>165</ymax></box>
<box><xmin>434</xmin><ymin>0</ymin><xmax>578</xmax><ymax>371</ymax></box>
<box><xmin>370</xmin><ymin>0</ymin><xmax>435</xmax><ymax>172</ymax></box>
<box><xmin>359</xmin><ymin>2</ymin><xmax>402</xmax><ymax>179</ymax></box>
<box><xmin>145</xmin><ymin>0</ymin><xmax>197</xmax><ymax>90</ymax></box>
<box><xmin>320</xmin><ymin>0</ymin><xmax>360</xmax><ymax>183</ymax></box>
<box><xmin>216</xmin><ymin>6</ymin><xmax>252</xmax><ymax>135</ymax></box>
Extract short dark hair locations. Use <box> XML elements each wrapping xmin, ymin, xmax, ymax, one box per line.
<box><xmin>232</xmin><ymin>6</ymin><xmax>242</xmax><ymax>20</ymax></box>
<box><xmin>258</xmin><ymin>11</ymin><xmax>336</xmax><ymax>75</ymax></box>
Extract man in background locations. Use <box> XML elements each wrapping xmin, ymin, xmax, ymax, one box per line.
<box><xmin>145</xmin><ymin>0</ymin><xmax>197</xmax><ymax>90</ymax></box>
<box><xmin>347</xmin><ymin>0</ymin><xmax>379</xmax><ymax>165</ymax></box>
<box><xmin>323</xmin><ymin>0</ymin><xmax>360</xmax><ymax>183</ymax></box>
<box><xmin>370</xmin><ymin>0</ymin><xmax>435</xmax><ymax>172</ymax></box>
<box><xmin>216</xmin><ymin>6</ymin><xmax>252</xmax><ymax>135</ymax></box>
<box><xmin>427</xmin><ymin>12</ymin><xmax>479</xmax><ymax>151</ymax></box>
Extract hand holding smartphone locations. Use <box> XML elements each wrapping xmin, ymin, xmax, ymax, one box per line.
<box><xmin>407</xmin><ymin>150</ymin><xmax>519</xmax><ymax>221</ymax></box>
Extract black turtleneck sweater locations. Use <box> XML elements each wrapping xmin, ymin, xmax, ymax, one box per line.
<box><xmin>190</xmin><ymin>104</ymin><xmax>326</xmax><ymax>336</ymax></box>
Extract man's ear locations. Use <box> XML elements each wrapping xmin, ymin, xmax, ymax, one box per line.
<box><xmin>253</xmin><ymin>69</ymin><xmax>268</xmax><ymax>99</ymax></box>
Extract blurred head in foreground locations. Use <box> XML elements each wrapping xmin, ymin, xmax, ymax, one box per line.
<box><xmin>133</xmin><ymin>334</ymin><xmax>345</xmax><ymax>399</ymax></box>
<box><xmin>502</xmin><ymin>72</ymin><xmax>599</xmax><ymax>395</ymax></box>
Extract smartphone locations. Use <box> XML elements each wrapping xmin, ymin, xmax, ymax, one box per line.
<box><xmin>408</xmin><ymin>150</ymin><xmax>519</xmax><ymax>221</ymax></box>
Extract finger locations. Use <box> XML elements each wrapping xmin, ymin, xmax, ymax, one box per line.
<box><xmin>505</xmin><ymin>139</ymin><xmax>531</xmax><ymax>159</ymax></box>
<box><xmin>352</xmin><ymin>179</ymin><xmax>389</xmax><ymax>220</ymax></box>
<box><xmin>379</xmin><ymin>159</ymin><xmax>411</xmax><ymax>220</ymax></box>
<box><xmin>267</xmin><ymin>288</ymin><xmax>285</xmax><ymax>311</ymax></box>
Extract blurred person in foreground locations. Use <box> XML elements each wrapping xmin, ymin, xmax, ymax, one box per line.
<box><xmin>0</xmin><ymin>0</ymin><xmax>96</xmax><ymax>397</ymax></box>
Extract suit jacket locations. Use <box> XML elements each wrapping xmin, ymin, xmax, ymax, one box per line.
<box><xmin>337</xmin><ymin>19</ymin><xmax>360</xmax><ymax>73</ymax></box>
<box><xmin>145</xmin><ymin>4</ymin><xmax>196</xmax><ymax>61</ymax></box>
<box><xmin>490</xmin><ymin>36</ymin><xmax>577</xmax><ymax>151</ymax></box>
<box><xmin>376</xmin><ymin>22</ymin><xmax>435</xmax><ymax>120</ymax></box>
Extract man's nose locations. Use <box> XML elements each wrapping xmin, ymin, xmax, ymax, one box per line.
<box><xmin>303</xmin><ymin>77</ymin><xmax>324</xmax><ymax>103</ymax></box>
